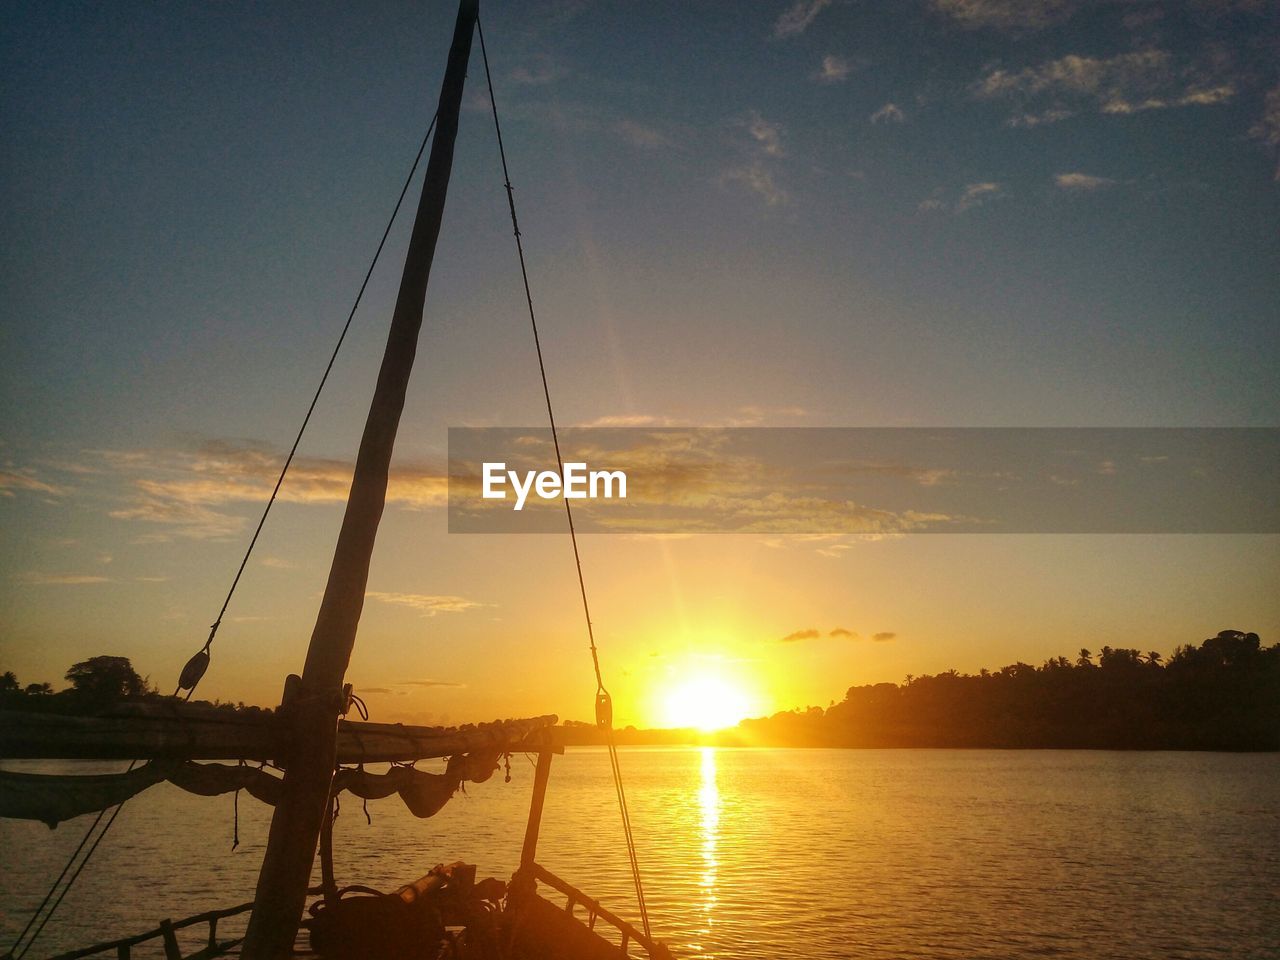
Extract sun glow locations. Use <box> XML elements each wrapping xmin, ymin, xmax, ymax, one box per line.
<box><xmin>661</xmin><ymin>674</ymin><xmax>753</xmax><ymax>731</ymax></box>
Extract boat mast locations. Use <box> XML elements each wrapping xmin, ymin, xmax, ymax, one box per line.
<box><xmin>241</xmin><ymin>1</ymin><xmax>478</xmax><ymax>954</ymax></box>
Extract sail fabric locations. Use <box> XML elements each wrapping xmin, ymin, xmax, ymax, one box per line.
<box><xmin>335</xmin><ymin>766</ymin><xmax>458</xmax><ymax>819</ymax></box>
<box><xmin>0</xmin><ymin>752</ymin><xmax>505</xmax><ymax>827</ymax></box>
<box><xmin>167</xmin><ymin>760</ymin><xmax>283</xmax><ymax>805</ymax></box>
<box><xmin>0</xmin><ymin>762</ymin><xmax>171</xmax><ymax>828</ymax></box>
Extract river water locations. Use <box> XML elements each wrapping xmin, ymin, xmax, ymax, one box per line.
<box><xmin>2</xmin><ymin>748</ymin><xmax>1278</xmax><ymax>959</ymax></box>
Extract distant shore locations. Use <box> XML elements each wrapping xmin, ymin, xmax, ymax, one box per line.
<box><xmin>6</xmin><ymin>630</ymin><xmax>1277</xmax><ymax>753</ymax></box>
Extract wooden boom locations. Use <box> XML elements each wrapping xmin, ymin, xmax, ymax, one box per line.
<box><xmin>0</xmin><ymin>710</ymin><xmax>556</xmax><ymax>763</ymax></box>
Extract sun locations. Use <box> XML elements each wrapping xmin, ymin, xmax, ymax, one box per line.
<box><xmin>660</xmin><ymin>674</ymin><xmax>753</xmax><ymax>732</ymax></box>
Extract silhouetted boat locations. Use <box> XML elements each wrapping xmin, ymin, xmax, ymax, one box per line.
<box><xmin>0</xmin><ymin>2</ymin><xmax>671</xmax><ymax>957</ymax></box>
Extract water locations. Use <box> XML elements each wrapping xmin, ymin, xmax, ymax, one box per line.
<box><xmin>2</xmin><ymin>748</ymin><xmax>1278</xmax><ymax>959</ymax></box>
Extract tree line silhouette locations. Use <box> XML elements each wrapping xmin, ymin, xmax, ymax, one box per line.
<box><xmin>4</xmin><ymin>631</ymin><xmax>1277</xmax><ymax>749</ymax></box>
<box><xmin>0</xmin><ymin>655</ymin><xmax>266</xmax><ymax>716</ymax></box>
<box><xmin>736</xmin><ymin>630</ymin><xmax>1279</xmax><ymax>750</ymax></box>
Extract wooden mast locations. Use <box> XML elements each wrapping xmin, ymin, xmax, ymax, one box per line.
<box><xmin>241</xmin><ymin>1</ymin><xmax>478</xmax><ymax>954</ymax></box>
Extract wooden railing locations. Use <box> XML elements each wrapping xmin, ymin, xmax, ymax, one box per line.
<box><xmin>47</xmin><ymin>902</ymin><xmax>254</xmax><ymax>960</ymax></box>
<box><xmin>530</xmin><ymin>863</ymin><xmax>671</xmax><ymax>959</ymax></box>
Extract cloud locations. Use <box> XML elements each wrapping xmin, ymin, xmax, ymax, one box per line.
<box><xmin>816</xmin><ymin>55</ymin><xmax>852</xmax><ymax>84</ymax></box>
<box><xmin>1009</xmin><ymin>107</ymin><xmax>1075</xmax><ymax>127</ymax></box>
<box><xmin>829</xmin><ymin>627</ymin><xmax>859</xmax><ymax>639</ymax></box>
<box><xmin>918</xmin><ymin>183</ymin><xmax>1010</xmax><ymax>214</ymax></box>
<box><xmin>745</xmin><ymin>111</ymin><xmax>785</xmax><ymax>157</ymax></box>
<box><xmin>722</xmin><ymin>163</ymin><xmax>789</xmax><ymax>206</ymax></box>
<box><xmin>1249</xmin><ymin>85</ymin><xmax>1280</xmax><ymax>180</ymax></box>
<box><xmin>772</xmin><ymin>0</ymin><xmax>831</xmax><ymax>39</ymax></box>
<box><xmin>579</xmin><ymin>414</ymin><xmax>683</xmax><ymax>428</ymax></box>
<box><xmin>614</xmin><ymin>120</ymin><xmax>672</xmax><ymax>149</ymax></box>
<box><xmin>974</xmin><ymin>49</ymin><xmax>1237</xmax><ymax>125</ymax></box>
<box><xmin>366</xmin><ymin>592</ymin><xmax>484</xmax><ymax>616</ymax></box>
<box><xmin>872</xmin><ymin>631</ymin><xmax>897</xmax><ymax>642</ymax></box>
<box><xmin>20</xmin><ymin>573</ymin><xmax>113</xmax><ymax>585</ymax></box>
<box><xmin>781</xmin><ymin>628</ymin><xmax>821</xmax><ymax>643</ymax></box>
<box><xmin>932</xmin><ymin>0</ymin><xmax>1079</xmax><ymax>31</ymax></box>
<box><xmin>730</xmin><ymin>405</ymin><xmax>810</xmax><ymax>426</ymax></box>
<box><xmin>870</xmin><ymin>102</ymin><xmax>906</xmax><ymax>124</ymax></box>
<box><xmin>109</xmin><ymin>498</ymin><xmax>246</xmax><ymax>540</ymax></box>
<box><xmin>719</xmin><ymin>111</ymin><xmax>791</xmax><ymax>207</ymax></box>
<box><xmin>94</xmin><ymin>442</ymin><xmax>448</xmax><ymax>540</ymax></box>
<box><xmin>0</xmin><ymin>468</ymin><xmax>69</xmax><ymax>499</ymax></box>
<box><xmin>510</xmin><ymin>55</ymin><xmax>564</xmax><ymax>86</ymax></box>
<box><xmin>397</xmin><ymin>679</ymin><xmax>466</xmax><ymax>688</ymax></box>
<box><xmin>955</xmin><ymin>181</ymin><xmax>1005</xmax><ymax>212</ymax></box>
<box><xmin>1054</xmin><ymin>171</ymin><xmax>1116</xmax><ymax>191</ymax></box>
<box><xmin>358</xmin><ymin>687</ymin><xmax>393</xmax><ymax>695</ymax></box>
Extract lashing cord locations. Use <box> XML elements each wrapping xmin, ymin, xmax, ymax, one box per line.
<box><xmin>477</xmin><ymin>16</ymin><xmax>652</xmax><ymax>942</ymax></box>
<box><xmin>4</xmin><ymin>110</ymin><xmax>441</xmax><ymax>960</ymax></box>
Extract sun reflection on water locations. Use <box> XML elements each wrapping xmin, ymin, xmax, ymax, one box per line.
<box><xmin>698</xmin><ymin>746</ymin><xmax>720</xmax><ymax>944</ymax></box>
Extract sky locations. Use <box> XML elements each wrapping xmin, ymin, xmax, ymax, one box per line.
<box><xmin>1</xmin><ymin>0</ymin><xmax>1277</xmax><ymax>728</ymax></box>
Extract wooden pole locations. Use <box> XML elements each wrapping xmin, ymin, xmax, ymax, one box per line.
<box><xmin>519</xmin><ymin>749</ymin><xmax>554</xmax><ymax>871</ymax></box>
<box><xmin>241</xmin><ymin>2</ymin><xmax>478</xmax><ymax>954</ymax></box>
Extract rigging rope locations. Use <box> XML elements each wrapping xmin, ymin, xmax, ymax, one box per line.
<box><xmin>173</xmin><ymin>109</ymin><xmax>440</xmax><ymax>702</ymax></box>
<box><xmin>4</xmin><ymin>761</ymin><xmax>137</xmax><ymax>960</ymax></box>
<box><xmin>6</xmin><ymin>112</ymin><xmax>443</xmax><ymax>960</ymax></box>
<box><xmin>476</xmin><ymin>16</ymin><xmax>652</xmax><ymax>941</ymax></box>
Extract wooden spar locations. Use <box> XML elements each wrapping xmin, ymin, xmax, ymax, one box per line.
<box><xmin>0</xmin><ymin>710</ymin><xmax>558</xmax><ymax>763</ymax></box>
<box><xmin>242</xmin><ymin>1</ymin><xmax>479</xmax><ymax>955</ymax></box>
<box><xmin>520</xmin><ymin>749</ymin><xmax>555</xmax><ymax>871</ymax></box>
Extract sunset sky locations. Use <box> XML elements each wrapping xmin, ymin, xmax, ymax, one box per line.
<box><xmin>2</xmin><ymin>0</ymin><xmax>1277</xmax><ymax>727</ymax></box>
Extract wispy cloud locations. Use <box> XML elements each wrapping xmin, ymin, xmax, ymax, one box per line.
<box><xmin>19</xmin><ymin>573</ymin><xmax>113</xmax><ymax>586</ymax></box>
<box><xmin>922</xmin><ymin>182</ymin><xmax>1005</xmax><ymax>214</ymax></box>
<box><xmin>781</xmin><ymin>628</ymin><xmax>821</xmax><ymax>643</ymax></box>
<box><xmin>746</xmin><ymin>111</ymin><xmax>785</xmax><ymax>157</ymax></box>
<box><xmin>872</xmin><ymin>631</ymin><xmax>897</xmax><ymax>642</ymax></box>
<box><xmin>0</xmin><ymin>468</ymin><xmax>69</xmax><ymax>499</ymax></box>
<box><xmin>870</xmin><ymin>102</ymin><xmax>906</xmax><ymax>124</ymax></box>
<box><xmin>1054</xmin><ymin>171</ymin><xmax>1116</xmax><ymax>191</ymax></box>
<box><xmin>509</xmin><ymin>54</ymin><xmax>564</xmax><ymax>86</ymax></box>
<box><xmin>397</xmin><ymin>678</ymin><xmax>466</xmax><ymax>688</ymax></box>
<box><xmin>815</xmin><ymin>55</ymin><xmax>852</xmax><ymax>84</ymax></box>
<box><xmin>974</xmin><ymin>49</ymin><xmax>1237</xmax><ymax>126</ymax></box>
<box><xmin>94</xmin><ymin>442</ymin><xmax>448</xmax><ymax>540</ymax></box>
<box><xmin>579</xmin><ymin>414</ymin><xmax>682</xmax><ymax>428</ymax></box>
<box><xmin>932</xmin><ymin>0</ymin><xmax>1079</xmax><ymax>31</ymax></box>
<box><xmin>785</xmin><ymin>626</ymin><xmax>865</xmax><ymax>642</ymax></box>
<box><xmin>721</xmin><ymin>162</ymin><xmax>789</xmax><ymax>207</ymax></box>
<box><xmin>955</xmin><ymin>181</ymin><xmax>1005</xmax><ymax>212</ymax></box>
<box><xmin>614</xmin><ymin>119</ymin><xmax>672</xmax><ymax>149</ymax></box>
<box><xmin>772</xmin><ymin>0</ymin><xmax>831</xmax><ymax>39</ymax></box>
<box><xmin>729</xmin><ymin>405</ymin><xmax>810</xmax><ymax>426</ymax></box>
<box><xmin>366</xmin><ymin>592</ymin><xmax>484</xmax><ymax>616</ymax></box>
<box><xmin>722</xmin><ymin>111</ymin><xmax>789</xmax><ymax>206</ymax></box>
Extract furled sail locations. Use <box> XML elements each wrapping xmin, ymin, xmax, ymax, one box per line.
<box><xmin>2</xmin><ymin>725</ymin><xmax>534</xmax><ymax>827</ymax></box>
<box><xmin>0</xmin><ymin>763</ymin><xmax>171</xmax><ymax>828</ymax></box>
